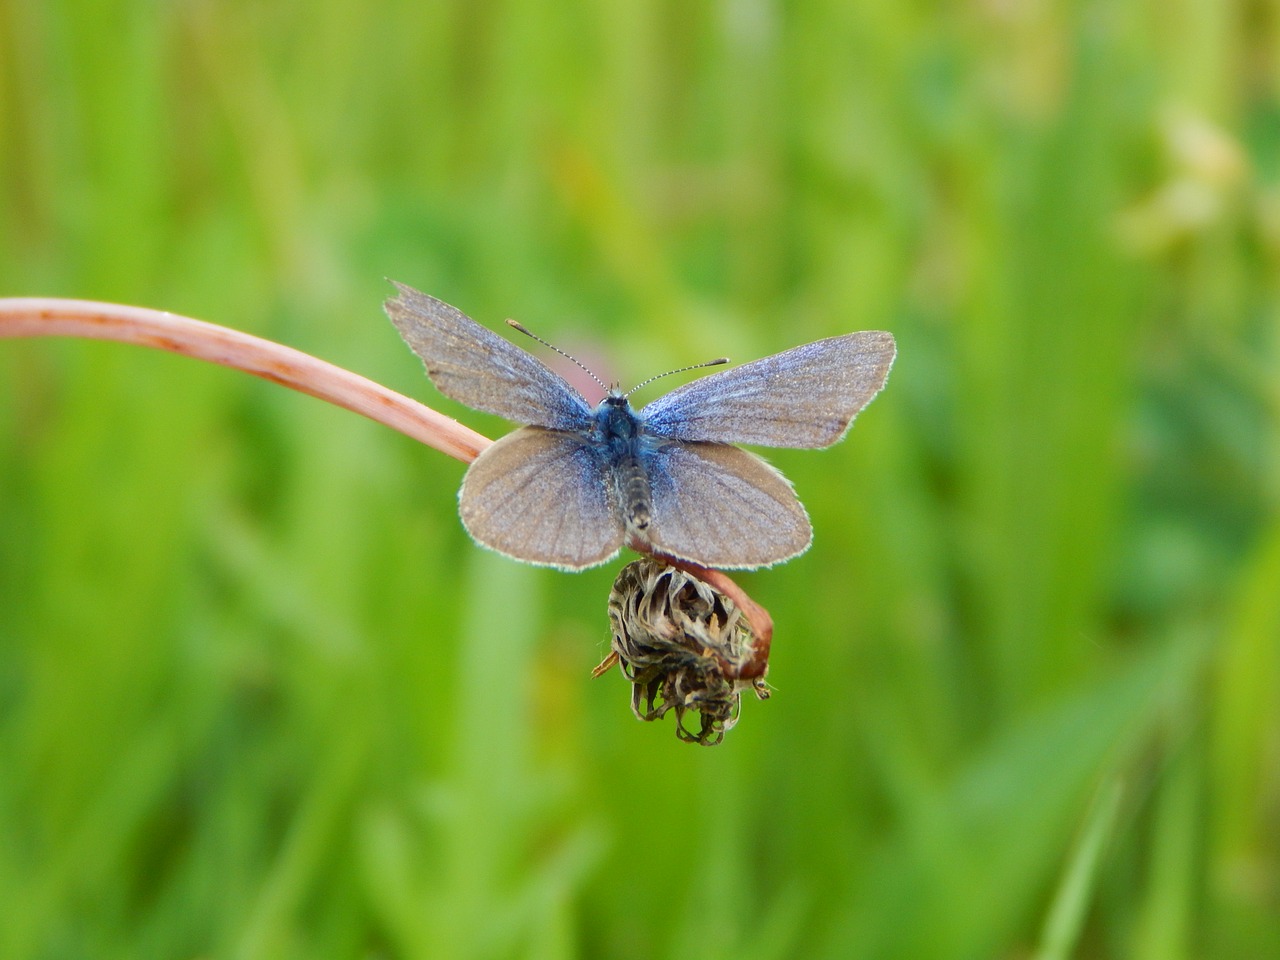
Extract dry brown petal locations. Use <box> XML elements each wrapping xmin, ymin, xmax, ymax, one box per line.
<box><xmin>598</xmin><ymin>558</ymin><xmax>770</xmax><ymax>745</ymax></box>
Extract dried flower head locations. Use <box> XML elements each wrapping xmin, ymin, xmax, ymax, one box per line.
<box><xmin>596</xmin><ymin>558</ymin><xmax>770</xmax><ymax>745</ymax></box>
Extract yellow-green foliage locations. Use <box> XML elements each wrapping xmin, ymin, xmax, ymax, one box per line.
<box><xmin>0</xmin><ymin>2</ymin><xmax>1276</xmax><ymax>957</ymax></box>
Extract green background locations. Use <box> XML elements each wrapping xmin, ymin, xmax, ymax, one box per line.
<box><xmin>2</xmin><ymin>1</ymin><xmax>1277</xmax><ymax>957</ymax></box>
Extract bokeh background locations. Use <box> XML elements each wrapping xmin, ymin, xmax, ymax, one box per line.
<box><xmin>2</xmin><ymin>1</ymin><xmax>1278</xmax><ymax>957</ymax></box>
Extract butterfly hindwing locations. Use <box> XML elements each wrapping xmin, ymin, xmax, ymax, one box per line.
<box><xmin>459</xmin><ymin>426</ymin><xmax>625</xmax><ymax>570</ymax></box>
<box><xmin>643</xmin><ymin>441</ymin><xmax>812</xmax><ymax>568</ymax></box>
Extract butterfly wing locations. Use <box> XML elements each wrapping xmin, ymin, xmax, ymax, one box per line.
<box><xmin>385</xmin><ymin>282</ymin><xmax>592</xmax><ymax>429</ymax></box>
<box><xmin>459</xmin><ymin>426</ymin><xmax>625</xmax><ymax>570</ymax></box>
<box><xmin>639</xmin><ymin>332</ymin><xmax>896</xmax><ymax>448</ymax></box>
<box><xmin>643</xmin><ymin>442</ymin><xmax>812</xmax><ymax>569</ymax></box>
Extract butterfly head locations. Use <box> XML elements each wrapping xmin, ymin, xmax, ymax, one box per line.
<box><xmin>596</xmin><ymin>390</ymin><xmax>640</xmax><ymax>441</ymax></box>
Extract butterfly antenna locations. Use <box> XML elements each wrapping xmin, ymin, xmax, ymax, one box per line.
<box><xmin>506</xmin><ymin>319</ymin><xmax>608</xmax><ymax>393</ymax></box>
<box><xmin>624</xmin><ymin>356</ymin><xmax>730</xmax><ymax>398</ymax></box>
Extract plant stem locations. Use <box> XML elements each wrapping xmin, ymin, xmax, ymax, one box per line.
<box><xmin>0</xmin><ymin>296</ymin><xmax>491</xmax><ymax>463</ymax></box>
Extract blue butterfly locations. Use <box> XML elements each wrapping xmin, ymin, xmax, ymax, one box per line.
<box><xmin>386</xmin><ymin>282</ymin><xmax>895</xmax><ymax>570</ymax></box>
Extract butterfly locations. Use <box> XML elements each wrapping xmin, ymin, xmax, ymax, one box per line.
<box><xmin>385</xmin><ymin>282</ymin><xmax>896</xmax><ymax>571</ymax></box>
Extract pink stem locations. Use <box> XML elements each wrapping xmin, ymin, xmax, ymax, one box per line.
<box><xmin>0</xmin><ymin>297</ymin><xmax>491</xmax><ymax>464</ymax></box>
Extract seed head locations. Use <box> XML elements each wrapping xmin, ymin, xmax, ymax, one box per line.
<box><xmin>599</xmin><ymin>558</ymin><xmax>770</xmax><ymax>745</ymax></box>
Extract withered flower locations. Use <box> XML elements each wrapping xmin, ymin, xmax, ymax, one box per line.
<box><xmin>595</xmin><ymin>558</ymin><xmax>771</xmax><ymax>745</ymax></box>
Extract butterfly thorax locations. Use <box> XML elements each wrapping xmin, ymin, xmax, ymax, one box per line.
<box><xmin>595</xmin><ymin>394</ymin><xmax>655</xmax><ymax>537</ymax></box>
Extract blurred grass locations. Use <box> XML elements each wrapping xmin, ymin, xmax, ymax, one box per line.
<box><xmin>1</xmin><ymin>0</ymin><xmax>1278</xmax><ymax>957</ymax></box>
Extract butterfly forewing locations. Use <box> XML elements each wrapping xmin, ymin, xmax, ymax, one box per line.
<box><xmin>645</xmin><ymin>442</ymin><xmax>812</xmax><ymax>568</ymax></box>
<box><xmin>459</xmin><ymin>426</ymin><xmax>625</xmax><ymax>570</ymax></box>
<box><xmin>639</xmin><ymin>332</ymin><xmax>896</xmax><ymax>449</ymax></box>
<box><xmin>386</xmin><ymin>282</ymin><xmax>592</xmax><ymax>430</ymax></box>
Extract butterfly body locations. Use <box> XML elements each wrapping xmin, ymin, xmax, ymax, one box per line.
<box><xmin>593</xmin><ymin>393</ymin><xmax>659</xmax><ymax>538</ymax></box>
<box><xmin>386</xmin><ymin>282</ymin><xmax>896</xmax><ymax>571</ymax></box>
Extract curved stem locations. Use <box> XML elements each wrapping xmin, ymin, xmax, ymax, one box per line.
<box><xmin>0</xmin><ymin>296</ymin><xmax>491</xmax><ymax>463</ymax></box>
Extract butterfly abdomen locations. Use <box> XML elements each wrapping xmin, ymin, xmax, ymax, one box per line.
<box><xmin>596</xmin><ymin>397</ymin><xmax>656</xmax><ymax>537</ymax></box>
<box><xmin>615</xmin><ymin>452</ymin><xmax>653</xmax><ymax>533</ymax></box>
